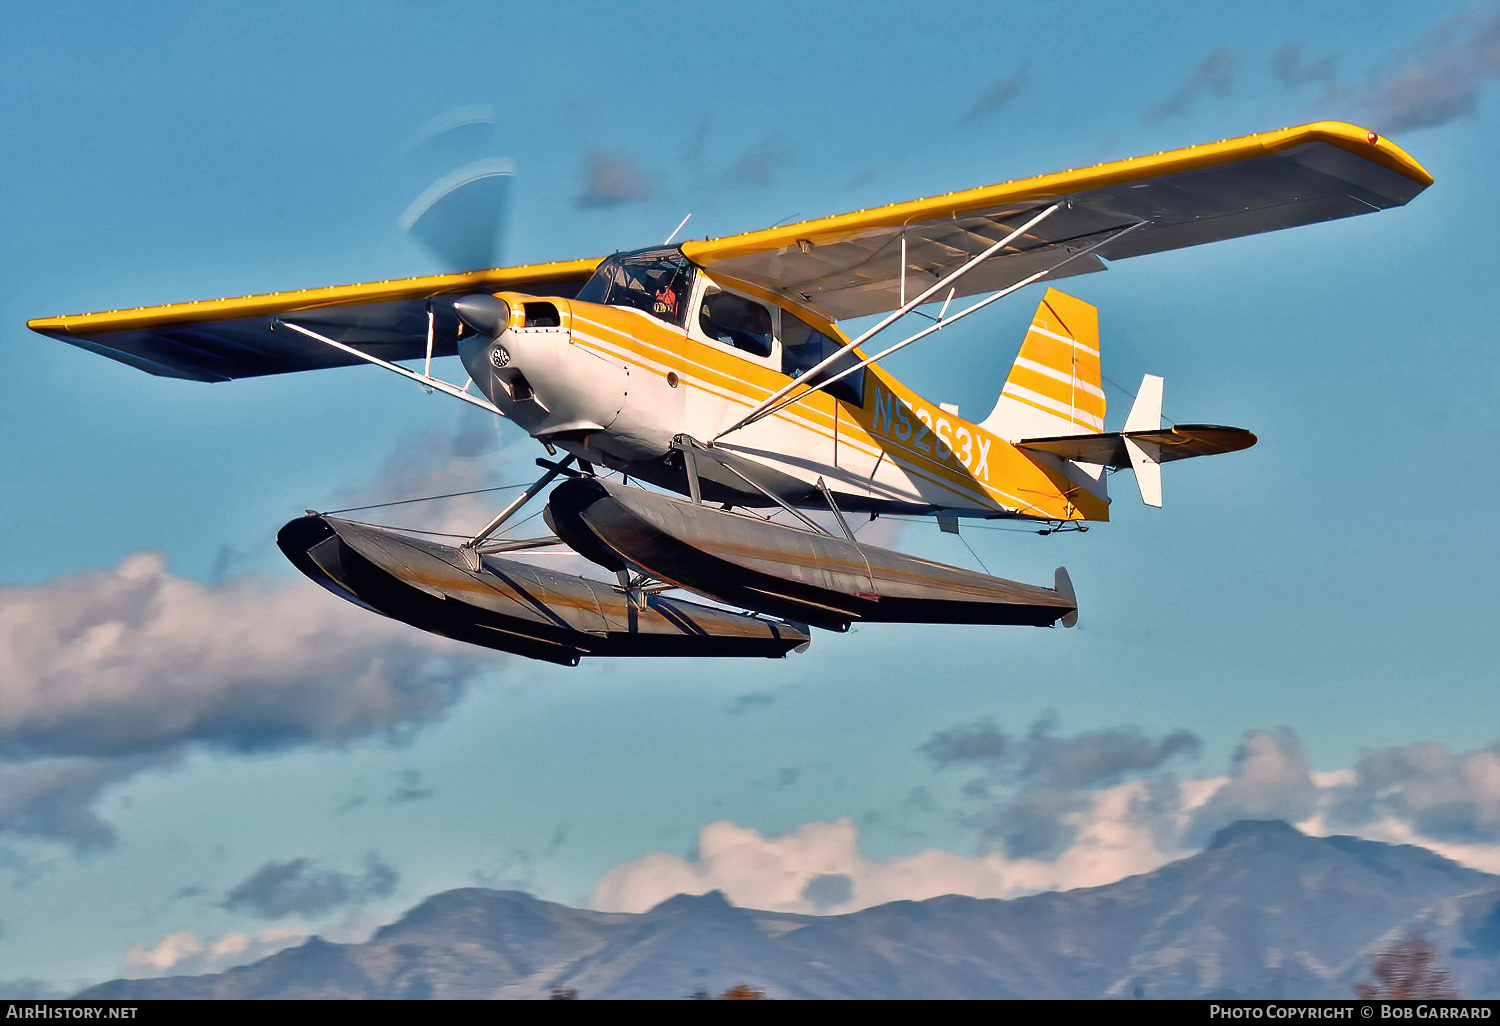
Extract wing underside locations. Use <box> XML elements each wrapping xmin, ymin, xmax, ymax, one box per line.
<box><xmin>27</xmin><ymin>261</ymin><xmax>597</xmax><ymax>382</ymax></box>
<box><xmin>683</xmin><ymin>122</ymin><xmax>1431</xmax><ymax>321</ymax></box>
<box><xmin>27</xmin><ymin>122</ymin><xmax>1430</xmax><ymax>381</ymax></box>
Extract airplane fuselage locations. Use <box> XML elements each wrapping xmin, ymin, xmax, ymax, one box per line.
<box><xmin>456</xmin><ymin>258</ymin><xmax>1104</xmax><ymax>523</ymax></box>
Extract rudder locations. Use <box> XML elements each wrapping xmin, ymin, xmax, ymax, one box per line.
<box><xmin>980</xmin><ymin>288</ymin><xmax>1104</xmax><ymax>441</ymax></box>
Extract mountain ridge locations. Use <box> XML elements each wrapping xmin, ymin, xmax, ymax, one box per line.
<box><xmin>79</xmin><ymin>820</ymin><xmax>1500</xmax><ymax>999</ymax></box>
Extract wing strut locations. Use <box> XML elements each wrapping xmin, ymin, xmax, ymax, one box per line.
<box><xmin>277</xmin><ymin>319</ymin><xmax>503</xmax><ymax>416</ymax></box>
<box><xmin>815</xmin><ymin>477</ymin><xmax>856</xmax><ymax>542</ymax></box>
<box><xmin>423</xmin><ymin>304</ymin><xmax>436</xmax><ymax>381</ymax></box>
<box><xmin>736</xmin><ymin>221</ymin><xmax>1146</xmax><ymax>429</ymax></box>
<box><xmin>674</xmin><ymin>438</ymin><xmax>833</xmax><ymax>537</ymax></box>
<box><xmin>712</xmin><ymin>204</ymin><xmax>1064</xmax><ymax>441</ymax></box>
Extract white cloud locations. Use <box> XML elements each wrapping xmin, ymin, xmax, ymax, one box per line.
<box><xmin>590</xmin><ymin>781</ymin><xmax>1207</xmax><ymax>915</ymax></box>
<box><xmin>0</xmin><ymin>414</ymin><xmax>674</xmax><ymax>854</ymax></box>
<box><xmin>919</xmin><ymin>716</ymin><xmax>1202</xmax><ymax>860</ymax></box>
<box><xmin>590</xmin><ymin>729</ymin><xmax>1500</xmax><ymax>915</ymax></box>
<box><xmin>119</xmin><ymin>909</ymin><xmax>394</xmax><ymax>981</ymax></box>
<box><xmin>0</xmin><ymin>551</ymin><xmax>480</xmax><ymax>762</ymax></box>
<box><xmin>0</xmin><ymin>423</ymin><xmax>506</xmax><ymax>852</ymax></box>
<box><xmin>1183</xmin><ymin>727</ymin><xmax>1318</xmax><ymax>848</ymax></box>
<box><xmin>1316</xmin><ymin>740</ymin><xmax>1500</xmax><ymax>856</ymax></box>
<box><xmin>124</xmin><ymin>926</ymin><xmax>308</xmax><ymax>978</ymax></box>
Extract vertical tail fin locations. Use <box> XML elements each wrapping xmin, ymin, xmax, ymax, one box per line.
<box><xmin>1123</xmin><ymin>374</ymin><xmax>1164</xmax><ymax>507</ymax></box>
<box><xmin>980</xmin><ymin>288</ymin><xmax>1104</xmax><ymax>442</ymax></box>
<box><xmin>978</xmin><ymin>286</ymin><xmax>1110</xmax><ymax>438</ymax></box>
<box><xmin>984</xmin><ymin>288</ymin><xmax>1110</xmax><ymax>516</ymax></box>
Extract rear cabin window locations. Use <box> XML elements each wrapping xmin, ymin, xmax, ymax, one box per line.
<box><xmin>781</xmin><ymin>312</ymin><xmax>865</xmax><ymax>407</ymax></box>
<box><xmin>699</xmin><ymin>288</ymin><xmax>774</xmax><ymax>358</ymax></box>
<box><xmin>576</xmin><ymin>250</ymin><xmax>695</xmax><ymax>327</ymax></box>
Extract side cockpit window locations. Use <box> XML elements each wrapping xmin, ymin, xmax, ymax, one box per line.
<box><xmin>782</xmin><ymin>311</ymin><xmax>865</xmax><ymax>407</ymax></box>
<box><xmin>699</xmin><ymin>288</ymin><xmax>773</xmax><ymax>357</ymax></box>
<box><xmin>576</xmin><ymin>249</ymin><xmax>695</xmax><ymax>327</ymax></box>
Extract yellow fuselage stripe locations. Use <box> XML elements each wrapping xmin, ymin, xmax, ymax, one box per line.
<box><xmin>569</xmin><ymin>302</ymin><xmax>1086</xmax><ymax>519</ymax></box>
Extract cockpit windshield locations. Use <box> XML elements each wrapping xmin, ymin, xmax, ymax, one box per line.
<box><xmin>576</xmin><ymin>248</ymin><xmax>696</xmax><ymax>327</ymax></box>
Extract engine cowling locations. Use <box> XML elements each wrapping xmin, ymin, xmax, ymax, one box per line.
<box><xmin>454</xmin><ymin>294</ymin><xmax>681</xmax><ymax>462</ymax></box>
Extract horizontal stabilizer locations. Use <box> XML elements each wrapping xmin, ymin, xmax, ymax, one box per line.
<box><xmin>1016</xmin><ymin>425</ymin><xmax>1257</xmax><ymax>467</ymax></box>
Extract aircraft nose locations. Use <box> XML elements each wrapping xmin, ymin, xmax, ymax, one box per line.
<box><xmin>452</xmin><ymin>294</ymin><xmax>510</xmax><ymax>335</ymax></box>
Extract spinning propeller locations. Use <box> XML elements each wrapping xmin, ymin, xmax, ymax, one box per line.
<box><xmin>397</xmin><ymin>106</ymin><xmax>518</xmax><ymax>455</ymax></box>
<box><xmin>396</xmin><ymin>105</ymin><xmax>513</xmax><ymax>273</ymax></box>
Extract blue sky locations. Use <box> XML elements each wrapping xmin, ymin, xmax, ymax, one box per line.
<box><xmin>4</xmin><ymin>0</ymin><xmax>1500</xmax><ymax>994</ymax></box>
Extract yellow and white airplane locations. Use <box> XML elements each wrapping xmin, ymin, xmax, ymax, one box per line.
<box><xmin>27</xmin><ymin>122</ymin><xmax>1433</xmax><ymax>665</ymax></box>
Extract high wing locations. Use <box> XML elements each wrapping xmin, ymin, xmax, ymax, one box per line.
<box><xmin>27</xmin><ymin>259</ymin><xmax>598</xmax><ymax>382</ymax></box>
<box><xmin>682</xmin><ymin>121</ymin><xmax>1432</xmax><ymax>321</ymax></box>
<box><xmin>27</xmin><ymin>122</ymin><xmax>1430</xmax><ymax>381</ymax></box>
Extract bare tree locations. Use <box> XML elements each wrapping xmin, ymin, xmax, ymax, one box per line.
<box><xmin>1355</xmin><ymin>931</ymin><xmax>1458</xmax><ymax>1000</ymax></box>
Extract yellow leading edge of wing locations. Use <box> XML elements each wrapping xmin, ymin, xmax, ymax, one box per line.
<box><xmin>28</xmin><ymin>258</ymin><xmax>603</xmax><ymax>336</ymax></box>
<box><xmin>27</xmin><ymin>121</ymin><xmax>1430</xmax><ymax>337</ymax></box>
<box><xmin>681</xmin><ymin>121</ymin><xmax>1431</xmax><ymax>264</ymax></box>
